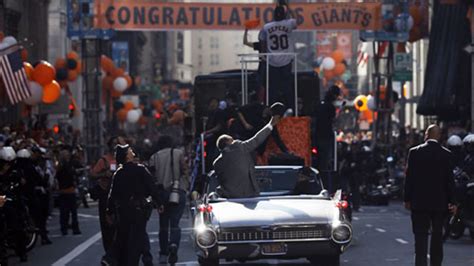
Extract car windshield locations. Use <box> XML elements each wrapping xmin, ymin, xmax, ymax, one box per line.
<box><xmin>208</xmin><ymin>167</ymin><xmax>322</xmax><ymax>196</ymax></box>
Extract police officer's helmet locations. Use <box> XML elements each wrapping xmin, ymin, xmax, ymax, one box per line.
<box><xmin>462</xmin><ymin>134</ymin><xmax>474</xmax><ymax>145</ymax></box>
<box><xmin>0</xmin><ymin>146</ymin><xmax>16</xmax><ymax>162</ymax></box>
<box><xmin>16</xmin><ymin>148</ymin><xmax>31</xmax><ymax>159</ymax></box>
<box><xmin>447</xmin><ymin>135</ymin><xmax>463</xmax><ymax>147</ymax></box>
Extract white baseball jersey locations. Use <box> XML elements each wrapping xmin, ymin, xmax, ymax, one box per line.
<box><xmin>259</xmin><ymin>18</ymin><xmax>297</xmax><ymax>67</ymax></box>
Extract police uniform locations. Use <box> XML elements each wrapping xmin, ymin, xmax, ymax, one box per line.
<box><xmin>107</xmin><ymin>161</ymin><xmax>162</xmax><ymax>266</ymax></box>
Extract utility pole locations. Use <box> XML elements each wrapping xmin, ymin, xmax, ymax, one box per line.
<box><xmin>471</xmin><ymin>4</ymin><xmax>474</xmax><ymax>131</ymax></box>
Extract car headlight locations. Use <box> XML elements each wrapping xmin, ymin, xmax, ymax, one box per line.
<box><xmin>331</xmin><ymin>223</ymin><xmax>352</xmax><ymax>244</ymax></box>
<box><xmin>195</xmin><ymin>225</ymin><xmax>217</xmax><ymax>249</ymax></box>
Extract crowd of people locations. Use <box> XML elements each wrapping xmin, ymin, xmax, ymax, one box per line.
<box><xmin>0</xmin><ymin>126</ymin><xmax>87</xmax><ymax>264</ymax></box>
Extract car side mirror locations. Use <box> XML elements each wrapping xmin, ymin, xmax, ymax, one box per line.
<box><xmin>320</xmin><ymin>189</ymin><xmax>329</xmax><ymax>198</ymax></box>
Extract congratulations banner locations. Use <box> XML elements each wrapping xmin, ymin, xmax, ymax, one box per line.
<box><xmin>94</xmin><ymin>1</ymin><xmax>382</xmax><ymax>31</ymax></box>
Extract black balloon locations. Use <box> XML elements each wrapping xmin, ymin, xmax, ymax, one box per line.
<box><xmin>67</xmin><ymin>58</ymin><xmax>78</xmax><ymax>70</ymax></box>
<box><xmin>56</xmin><ymin>68</ymin><xmax>68</xmax><ymax>81</ymax></box>
<box><xmin>113</xmin><ymin>100</ymin><xmax>124</xmax><ymax>110</ymax></box>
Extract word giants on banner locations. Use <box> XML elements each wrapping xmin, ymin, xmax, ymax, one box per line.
<box><xmin>94</xmin><ymin>1</ymin><xmax>382</xmax><ymax>31</ymax></box>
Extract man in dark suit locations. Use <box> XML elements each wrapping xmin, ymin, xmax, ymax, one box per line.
<box><xmin>404</xmin><ymin>124</ymin><xmax>456</xmax><ymax>266</ymax></box>
<box><xmin>213</xmin><ymin>112</ymin><xmax>281</xmax><ymax>198</ymax></box>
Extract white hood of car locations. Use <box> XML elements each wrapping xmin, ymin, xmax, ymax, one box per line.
<box><xmin>210</xmin><ymin>197</ymin><xmax>336</xmax><ymax>228</ymax></box>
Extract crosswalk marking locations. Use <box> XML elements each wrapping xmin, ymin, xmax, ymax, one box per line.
<box><xmin>396</xmin><ymin>238</ymin><xmax>409</xmax><ymax>244</ymax></box>
<box><xmin>375</xmin><ymin>228</ymin><xmax>386</xmax><ymax>233</ymax></box>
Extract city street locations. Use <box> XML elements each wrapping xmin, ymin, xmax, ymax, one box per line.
<box><xmin>7</xmin><ymin>201</ymin><xmax>474</xmax><ymax>266</ymax></box>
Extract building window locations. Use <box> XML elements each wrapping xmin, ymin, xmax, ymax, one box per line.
<box><xmin>198</xmin><ymin>38</ymin><xmax>202</xmax><ymax>49</ymax></box>
<box><xmin>210</xmin><ymin>36</ymin><xmax>219</xmax><ymax>49</ymax></box>
<box><xmin>215</xmin><ymin>54</ymin><xmax>220</xmax><ymax>65</ymax></box>
<box><xmin>198</xmin><ymin>55</ymin><xmax>202</xmax><ymax>66</ymax></box>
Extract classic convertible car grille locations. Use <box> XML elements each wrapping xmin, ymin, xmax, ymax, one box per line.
<box><xmin>218</xmin><ymin>225</ymin><xmax>331</xmax><ymax>242</ymax></box>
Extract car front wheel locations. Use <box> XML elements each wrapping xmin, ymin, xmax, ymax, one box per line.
<box><xmin>198</xmin><ymin>256</ymin><xmax>219</xmax><ymax>266</ymax></box>
<box><xmin>309</xmin><ymin>254</ymin><xmax>340</xmax><ymax>266</ymax></box>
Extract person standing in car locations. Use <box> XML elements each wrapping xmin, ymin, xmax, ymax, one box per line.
<box><xmin>404</xmin><ymin>124</ymin><xmax>456</xmax><ymax>266</ymax></box>
<box><xmin>258</xmin><ymin>1</ymin><xmax>297</xmax><ymax>107</ymax></box>
<box><xmin>213</xmin><ymin>104</ymin><xmax>283</xmax><ymax>198</ymax></box>
<box><xmin>107</xmin><ymin>144</ymin><xmax>163</xmax><ymax>266</ymax></box>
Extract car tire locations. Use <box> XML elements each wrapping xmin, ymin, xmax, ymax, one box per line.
<box><xmin>309</xmin><ymin>255</ymin><xmax>340</xmax><ymax>266</ymax></box>
<box><xmin>198</xmin><ymin>256</ymin><xmax>219</xmax><ymax>266</ymax></box>
<box><xmin>470</xmin><ymin>229</ymin><xmax>474</xmax><ymax>240</ymax></box>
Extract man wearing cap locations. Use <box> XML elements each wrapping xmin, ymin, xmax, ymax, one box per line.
<box><xmin>107</xmin><ymin>144</ymin><xmax>163</xmax><ymax>266</ymax></box>
<box><xmin>213</xmin><ymin>103</ymin><xmax>283</xmax><ymax>198</ymax></box>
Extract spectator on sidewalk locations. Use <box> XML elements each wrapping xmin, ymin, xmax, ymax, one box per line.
<box><xmin>55</xmin><ymin>146</ymin><xmax>81</xmax><ymax>236</ymax></box>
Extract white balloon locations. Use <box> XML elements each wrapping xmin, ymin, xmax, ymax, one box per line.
<box><xmin>136</xmin><ymin>108</ymin><xmax>143</xmax><ymax>116</ymax></box>
<box><xmin>127</xmin><ymin>110</ymin><xmax>140</xmax><ymax>123</ymax></box>
<box><xmin>321</xmin><ymin>57</ymin><xmax>335</xmax><ymax>70</ymax></box>
<box><xmin>24</xmin><ymin>81</ymin><xmax>43</xmax><ymax>105</ymax></box>
<box><xmin>113</xmin><ymin>77</ymin><xmax>128</xmax><ymax>92</ymax></box>
<box><xmin>2</xmin><ymin>36</ymin><xmax>17</xmax><ymax>47</ymax></box>
<box><xmin>367</xmin><ymin>95</ymin><xmax>376</xmax><ymax>111</ymax></box>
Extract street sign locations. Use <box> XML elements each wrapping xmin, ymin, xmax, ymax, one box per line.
<box><xmin>393</xmin><ymin>53</ymin><xmax>413</xmax><ymax>81</ymax></box>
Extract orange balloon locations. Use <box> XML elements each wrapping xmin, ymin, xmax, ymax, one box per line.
<box><xmin>124</xmin><ymin>75</ymin><xmax>132</xmax><ymax>88</ymax></box>
<box><xmin>21</xmin><ymin>48</ymin><xmax>28</xmax><ymax>62</ymax></box>
<box><xmin>23</xmin><ymin>62</ymin><xmax>33</xmax><ymax>80</ymax></box>
<box><xmin>333</xmin><ymin>63</ymin><xmax>346</xmax><ymax>76</ymax></box>
<box><xmin>100</xmin><ymin>55</ymin><xmax>115</xmax><ymax>73</ymax></box>
<box><xmin>55</xmin><ymin>58</ymin><xmax>67</xmax><ymax>69</ymax></box>
<box><xmin>360</xmin><ymin>110</ymin><xmax>374</xmax><ymax>123</ymax></box>
<box><xmin>102</xmin><ymin>75</ymin><xmax>114</xmax><ymax>91</ymax></box>
<box><xmin>32</xmin><ymin>61</ymin><xmax>56</xmax><ymax>86</ymax></box>
<box><xmin>331</xmin><ymin>50</ymin><xmax>345</xmax><ymax>63</ymax></box>
<box><xmin>67</xmin><ymin>51</ymin><xmax>79</xmax><ymax>60</ymax></box>
<box><xmin>112</xmin><ymin>67</ymin><xmax>125</xmax><ymax>78</ymax></box>
<box><xmin>244</xmin><ymin>19</ymin><xmax>261</xmax><ymax>29</ymax></box>
<box><xmin>67</xmin><ymin>70</ymin><xmax>79</xmax><ymax>81</ymax></box>
<box><xmin>117</xmin><ymin>109</ymin><xmax>128</xmax><ymax>122</ymax></box>
<box><xmin>124</xmin><ymin>101</ymin><xmax>134</xmax><ymax>110</ymax></box>
<box><xmin>42</xmin><ymin>81</ymin><xmax>61</xmax><ymax>104</ymax></box>
<box><xmin>324</xmin><ymin>70</ymin><xmax>335</xmax><ymax>80</ymax></box>
<box><xmin>110</xmin><ymin>88</ymin><xmax>122</xmax><ymax>98</ymax></box>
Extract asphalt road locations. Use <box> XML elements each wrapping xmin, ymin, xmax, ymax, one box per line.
<box><xmin>7</xmin><ymin>201</ymin><xmax>474</xmax><ymax>266</ymax></box>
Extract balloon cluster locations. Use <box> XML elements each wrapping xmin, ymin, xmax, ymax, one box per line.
<box><xmin>353</xmin><ymin>94</ymin><xmax>375</xmax><ymax>124</ymax></box>
<box><xmin>318</xmin><ymin>50</ymin><xmax>351</xmax><ymax>82</ymax></box>
<box><xmin>116</xmin><ymin>101</ymin><xmax>144</xmax><ymax>124</ymax></box>
<box><xmin>100</xmin><ymin>55</ymin><xmax>132</xmax><ymax>98</ymax></box>
<box><xmin>54</xmin><ymin>51</ymin><xmax>82</xmax><ymax>88</ymax></box>
<box><xmin>23</xmin><ymin>60</ymin><xmax>61</xmax><ymax>105</ymax></box>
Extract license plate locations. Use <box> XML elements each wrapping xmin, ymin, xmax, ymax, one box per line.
<box><xmin>261</xmin><ymin>243</ymin><xmax>287</xmax><ymax>255</ymax></box>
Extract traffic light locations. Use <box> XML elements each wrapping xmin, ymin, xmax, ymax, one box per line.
<box><xmin>69</xmin><ymin>101</ymin><xmax>76</xmax><ymax>118</ymax></box>
<box><xmin>53</xmin><ymin>124</ymin><xmax>60</xmax><ymax>134</ymax></box>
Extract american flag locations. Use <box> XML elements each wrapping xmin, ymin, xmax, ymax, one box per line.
<box><xmin>0</xmin><ymin>44</ymin><xmax>31</xmax><ymax>104</ymax></box>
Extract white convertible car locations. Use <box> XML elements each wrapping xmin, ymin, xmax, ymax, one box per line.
<box><xmin>191</xmin><ymin>166</ymin><xmax>352</xmax><ymax>266</ymax></box>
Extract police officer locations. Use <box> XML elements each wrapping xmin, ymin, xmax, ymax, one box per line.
<box><xmin>0</xmin><ymin>147</ymin><xmax>27</xmax><ymax>263</ymax></box>
<box><xmin>107</xmin><ymin>144</ymin><xmax>163</xmax><ymax>266</ymax></box>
